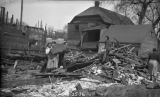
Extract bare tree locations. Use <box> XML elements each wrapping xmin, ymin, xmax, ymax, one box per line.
<box><xmin>63</xmin><ymin>24</ymin><xmax>68</xmax><ymax>33</ymax></box>
<box><xmin>47</xmin><ymin>26</ymin><xmax>55</xmax><ymax>38</ymax></box>
<box><xmin>101</xmin><ymin>0</ymin><xmax>160</xmax><ymax>39</ymax></box>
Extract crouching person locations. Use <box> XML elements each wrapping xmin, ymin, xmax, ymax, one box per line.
<box><xmin>148</xmin><ymin>48</ymin><xmax>160</xmax><ymax>82</ymax></box>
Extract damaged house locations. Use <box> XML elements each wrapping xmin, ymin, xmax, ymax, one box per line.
<box><xmin>99</xmin><ymin>24</ymin><xmax>158</xmax><ymax>57</ymax></box>
<box><xmin>67</xmin><ymin>1</ymin><xmax>133</xmax><ymax>49</ymax></box>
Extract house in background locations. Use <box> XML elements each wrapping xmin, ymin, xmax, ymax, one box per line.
<box><xmin>99</xmin><ymin>24</ymin><xmax>158</xmax><ymax>57</ymax></box>
<box><xmin>67</xmin><ymin>1</ymin><xmax>133</xmax><ymax>48</ymax></box>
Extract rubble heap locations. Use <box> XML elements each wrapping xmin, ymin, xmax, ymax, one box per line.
<box><xmin>1</xmin><ymin>44</ymin><xmax>160</xmax><ymax>97</ymax></box>
<box><xmin>63</xmin><ymin>44</ymin><xmax>159</xmax><ymax>86</ymax></box>
<box><xmin>0</xmin><ymin>78</ymin><xmax>123</xmax><ymax>97</ymax></box>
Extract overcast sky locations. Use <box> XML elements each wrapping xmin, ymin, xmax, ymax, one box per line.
<box><xmin>2</xmin><ymin>0</ymin><xmax>114</xmax><ymax>30</ymax></box>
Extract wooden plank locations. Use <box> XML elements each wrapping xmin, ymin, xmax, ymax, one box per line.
<box><xmin>114</xmin><ymin>53</ymin><xmax>142</xmax><ymax>65</ymax></box>
<box><xmin>34</xmin><ymin>72</ymin><xmax>83</xmax><ymax>77</ymax></box>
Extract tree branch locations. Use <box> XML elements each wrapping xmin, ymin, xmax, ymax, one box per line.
<box><xmin>148</xmin><ymin>0</ymin><xmax>154</xmax><ymax>4</ymax></box>
<box><xmin>145</xmin><ymin>15</ymin><xmax>153</xmax><ymax>23</ymax></box>
<box><xmin>149</xmin><ymin>4</ymin><xmax>155</xmax><ymax>21</ymax></box>
<box><xmin>156</xmin><ymin>7</ymin><xmax>160</xmax><ymax>16</ymax></box>
<box><xmin>152</xmin><ymin>16</ymin><xmax>160</xmax><ymax>28</ymax></box>
<box><xmin>139</xmin><ymin>0</ymin><xmax>144</xmax><ymax>4</ymax></box>
<box><xmin>138</xmin><ymin>2</ymin><xmax>149</xmax><ymax>24</ymax></box>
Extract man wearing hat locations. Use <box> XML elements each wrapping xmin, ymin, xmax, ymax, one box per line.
<box><xmin>103</xmin><ymin>36</ymin><xmax>110</xmax><ymax>63</ymax></box>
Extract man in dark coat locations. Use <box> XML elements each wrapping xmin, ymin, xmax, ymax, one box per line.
<box><xmin>148</xmin><ymin>48</ymin><xmax>160</xmax><ymax>81</ymax></box>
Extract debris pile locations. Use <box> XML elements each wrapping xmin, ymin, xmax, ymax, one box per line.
<box><xmin>1</xmin><ymin>78</ymin><xmax>123</xmax><ymax>97</ymax></box>
<box><xmin>64</xmin><ymin>50</ymin><xmax>86</xmax><ymax>64</ymax></box>
<box><xmin>15</xmin><ymin>61</ymin><xmax>41</xmax><ymax>72</ymax></box>
<box><xmin>2</xmin><ymin>77</ymin><xmax>159</xmax><ymax>97</ymax></box>
<box><xmin>63</xmin><ymin>44</ymin><xmax>155</xmax><ymax>86</ymax></box>
<box><xmin>1</xmin><ymin>53</ymin><xmax>45</xmax><ymax>75</ymax></box>
<box><xmin>64</xmin><ymin>50</ymin><xmax>97</xmax><ymax>64</ymax></box>
<box><xmin>1</xmin><ymin>44</ymin><xmax>160</xmax><ymax>97</ymax></box>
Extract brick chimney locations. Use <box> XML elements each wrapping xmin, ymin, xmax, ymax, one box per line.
<box><xmin>95</xmin><ymin>1</ymin><xmax>100</xmax><ymax>7</ymax></box>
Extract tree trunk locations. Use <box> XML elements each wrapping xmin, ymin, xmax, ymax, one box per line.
<box><xmin>138</xmin><ymin>3</ymin><xmax>148</xmax><ymax>24</ymax></box>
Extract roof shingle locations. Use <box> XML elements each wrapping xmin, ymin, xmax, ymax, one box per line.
<box><xmin>75</xmin><ymin>7</ymin><xmax>134</xmax><ymax>25</ymax></box>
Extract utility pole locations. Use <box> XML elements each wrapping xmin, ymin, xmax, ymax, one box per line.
<box><xmin>20</xmin><ymin>0</ymin><xmax>23</xmax><ymax>30</ymax></box>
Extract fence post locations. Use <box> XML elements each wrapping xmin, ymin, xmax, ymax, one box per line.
<box><xmin>16</xmin><ymin>18</ymin><xmax>20</xmax><ymax>29</ymax></box>
<box><xmin>10</xmin><ymin>14</ymin><xmax>14</xmax><ymax>24</ymax></box>
<box><xmin>0</xmin><ymin>7</ymin><xmax>2</xmax><ymax>23</ymax></box>
<box><xmin>16</xmin><ymin>19</ymin><xmax>19</xmax><ymax>25</ymax></box>
<box><xmin>1</xmin><ymin>7</ymin><xmax>5</xmax><ymax>24</ymax></box>
<box><xmin>5</xmin><ymin>11</ymin><xmax>8</xmax><ymax>24</ymax></box>
<box><xmin>43</xmin><ymin>25</ymin><xmax>47</xmax><ymax>54</ymax></box>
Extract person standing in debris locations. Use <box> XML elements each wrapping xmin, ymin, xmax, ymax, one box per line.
<box><xmin>40</xmin><ymin>41</ymin><xmax>53</xmax><ymax>72</ymax></box>
<box><xmin>47</xmin><ymin>41</ymin><xmax>60</xmax><ymax>72</ymax></box>
<box><xmin>103</xmin><ymin>36</ymin><xmax>110</xmax><ymax>63</ymax></box>
<box><xmin>46</xmin><ymin>41</ymin><xmax>55</xmax><ymax>72</ymax></box>
<box><xmin>41</xmin><ymin>41</ymin><xmax>58</xmax><ymax>72</ymax></box>
<box><xmin>58</xmin><ymin>42</ymin><xmax>68</xmax><ymax>68</ymax></box>
<box><xmin>148</xmin><ymin>48</ymin><xmax>160</xmax><ymax>81</ymax></box>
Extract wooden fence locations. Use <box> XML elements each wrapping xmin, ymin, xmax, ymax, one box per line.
<box><xmin>0</xmin><ymin>7</ymin><xmax>46</xmax><ymax>56</ymax></box>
